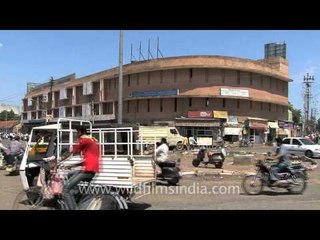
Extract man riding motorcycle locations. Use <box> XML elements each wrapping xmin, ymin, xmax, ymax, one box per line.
<box><xmin>268</xmin><ymin>137</ymin><xmax>290</xmax><ymax>186</ymax></box>
<box><xmin>3</xmin><ymin>136</ymin><xmax>25</xmax><ymax>167</ymax></box>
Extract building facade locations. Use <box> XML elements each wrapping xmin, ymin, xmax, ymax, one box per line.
<box><xmin>22</xmin><ymin>54</ymin><xmax>291</xmax><ymax>143</ymax></box>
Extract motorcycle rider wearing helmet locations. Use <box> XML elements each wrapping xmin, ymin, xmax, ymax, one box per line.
<box><xmin>268</xmin><ymin>137</ymin><xmax>290</xmax><ymax>185</ymax></box>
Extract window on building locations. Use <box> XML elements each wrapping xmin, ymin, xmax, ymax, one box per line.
<box><xmin>137</xmin><ymin>100</ymin><xmax>139</xmax><ymax>112</ymax></box>
<box><xmin>147</xmin><ymin>72</ymin><xmax>150</xmax><ymax>85</ymax></box>
<box><xmin>94</xmin><ymin>104</ymin><xmax>99</xmax><ymax>115</ymax></box>
<box><xmin>260</xmin><ymin>102</ymin><xmax>263</xmax><ymax>110</ymax></box>
<box><xmin>282</xmin><ymin>106</ymin><xmax>285</xmax><ymax>113</ymax></box>
<box><xmin>189</xmin><ymin>68</ymin><xmax>193</xmax><ymax>82</ymax></box>
<box><xmin>136</xmin><ymin>74</ymin><xmax>139</xmax><ymax>86</ymax></box>
<box><xmin>174</xmin><ymin>98</ymin><xmax>177</xmax><ymax>112</ymax></box>
<box><xmin>174</xmin><ymin>70</ymin><xmax>177</xmax><ymax>83</ymax></box>
<box><xmin>260</xmin><ymin>76</ymin><xmax>263</xmax><ymax>88</ymax></box>
<box><xmin>282</xmin><ymin>81</ymin><xmax>285</xmax><ymax>91</ymax></box>
<box><xmin>250</xmin><ymin>101</ymin><xmax>253</xmax><ymax>110</ymax></box>
<box><xmin>269</xmin><ymin>103</ymin><xmax>271</xmax><ymax>112</ymax></box>
<box><xmin>269</xmin><ymin>77</ymin><xmax>272</xmax><ymax>89</ymax></box>
<box><xmin>114</xmin><ymin>79</ymin><xmax>117</xmax><ymax>89</ymax></box>
<box><xmin>222</xmin><ymin>98</ymin><xmax>226</xmax><ymax>108</ymax></box>
<box><xmin>250</xmin><ymin>73</ymin><xmax>253</xmax><ymax>86</ymax></box>
<box><xmin>127</xmin><ymin>101</ymin><xmax>130</xmax><ymax>113</ymax></box>
<box><xmin>276</xmin><ymin>104</ymin><xmax>279</xmax><ymax>112</ymax></box>
<box><xmin>222</xmin><ymin>69</ymin><xmax>225</xmax><ymax>83</ymax></box>
<box><xmin>205</xmin><ymin>69</ymin><xmax>209</xmax><ymax>82</ymax></box>
<box><xmin>103</xmin><ymin>102</ymin><xmax>113</xmax><ymax>114</ymax></box>
<box><xmin>128</xmin><ymin>75</ymin><xmax>131</xmax><ymax>87</ymax></box>
<box><xmin>189</xmin><ymin>98</ymin><xmax>192</xmax><ymax>107</ymax></box>
<box><xmin>237</xmin><ymin>71</ymin><xmax>240</xmax><ymax>85</ymax></box>
<box><xmin>109</xmin><ymin>80</ymin><xmax>111</xmax><ymax>90</ymax></box>
<box><xmin>205</xmin><ymin>98</ymin><xmax>209</xmax><ymax>107</ymax></box>
<box><xmin>160</xmin><ymin>99</ymin><xmax>163</xmax><ymax>112</ymax></box>
<box><xmin>147</xmin><ymin>99</ymin><xmax>150</xmax><ymax>112</ymax></box>
<box><xmin>160</xmin><ymin>71</ymin><xmax>163</xmax><ymax>84</ymax></box>
<box><xmin>237</xmin><ymin>99</ymin><xmax>240</xmax><ymax>109</ymax></box>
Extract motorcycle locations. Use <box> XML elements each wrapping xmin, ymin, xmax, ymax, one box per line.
<box><xmin>157</xmin><ymin>159</ymin><xmax>182</xmax><ymax>185</ymax></box>
<box><xmin>240</xmin><ymin>138</ymin><xmax>253</xmax><ymax>147</ymax></box>
<box><xmin>192</xmin><ymin>145</ymin><xmax>227</xmax><ymax>168</ymax></box>
<box><xmin>242</xmin><ymin>158</ymin><xmax>312</xmax><ymax>195</ymax></box>
<box><xmin>5</xmin><ymin>153</ymin><xmax>23</xmax><ymax>175</ymax></box>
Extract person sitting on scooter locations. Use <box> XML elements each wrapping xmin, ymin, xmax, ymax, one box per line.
<box><xmin>3</xmin><ymin>136</ymin><xmax>25</xmax><ymax>166</ymax></box>
<box><xmin>268</xmin><ymin>137</ymin><xmax>290</xmax><ymax>185</ymax></box>
<box><xmin>155</xmin><ymin>138</ymin><xmax>169</xmax><ymax>164</ymax></box>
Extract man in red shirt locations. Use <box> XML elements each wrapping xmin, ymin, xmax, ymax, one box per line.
<box><xmin>62</xmin><ymin>125</ymin><xmax>100</xmax><ymax>210</ymax></box>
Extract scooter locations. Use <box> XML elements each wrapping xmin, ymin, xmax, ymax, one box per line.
<box><xmin>192</xmin><ymin>145</ymin><xmax>227</xmax><ymax>168</ymax></box>
<box><xmin>157</xmin><ymin>159</ymin><xmax>181</xmax><ymax>185</ymax></box>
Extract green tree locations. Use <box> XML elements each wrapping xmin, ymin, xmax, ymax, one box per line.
<box><xmin>288</xmin><ymin>102</ymin><xmax>302</xmax><ymax>124</ymax></box>
<box><xmin>0</xmin><ymin>110</ymin><xmax>20</xmax><ymax>121</ymax></box>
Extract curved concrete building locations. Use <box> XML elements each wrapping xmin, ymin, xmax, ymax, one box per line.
<box><xmin>22</xmin><ymin>55</ymin><xmax>291</xmax><ymax>142</ymax></box>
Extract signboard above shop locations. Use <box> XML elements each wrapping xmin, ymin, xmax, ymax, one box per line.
<box><xmin>220</xmin><ymin>88</ymin><xmax>249</xmax><ymax>98</ymax></box>
<box><xmin>188</xmin><ymin>111</ymin><xmax>212</xmax><ymax>118</ymax></box>
<box><xmin>129</xmin><ymin>89</ymin><xmax>179</xmax><ymax>98</ymax></box>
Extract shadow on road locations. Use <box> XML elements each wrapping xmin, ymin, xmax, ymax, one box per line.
<box><xmin>127</xmin><ymin>202</ymin><xmax>152</xmax><ymax>210</ymax></box>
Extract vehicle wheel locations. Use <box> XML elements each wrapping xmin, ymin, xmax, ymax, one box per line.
<box><xmin>305</xmin><ymin>150</ymin><xmax>313</xmax><ymax>158</ymax></box>
<box><xmin>192</xmin><ymin>158</ymin><xmax>200</xmax><ymax>167</ymax></box>
<box><xmin>214</xmin><ymin>162</ymin><xmax>223</xmax><ymax>169</ymax></box>
<box><xmin>13</xmin><ymin>187</ymin><xmax>43</xmax><ymax>210</ymax></box>
<box><xmin>168</xmin><ymin>177</ymin><xmax>179</xmax><ymax>186</ymax></box>
<box><xmin>288</xmin><ymin>174</ymin><xmax>307</xmax><ymax>194</ymax></box>
<box><xmin>175</xmin><ymin>143</ymin><xmax>184</xmax><ymax>151</ymax></box>
<box><xmin>147</xmin><ymin>144</ymin><xmax>154</xmax><ymax>152</ymax></box>
<box><xmin>242</xmin><ymin>175</ymin><xmax>263</xmax><ymax>195</ymax></box>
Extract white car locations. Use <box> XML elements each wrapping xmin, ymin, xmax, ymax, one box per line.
<box><xmin>282</xmin><ymin>137</ymin><xmax>320</xmax><ymax>158</ymax></box>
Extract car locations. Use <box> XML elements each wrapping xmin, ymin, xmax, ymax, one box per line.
<box><xmin>281</xmin><ymin>137</ymin><xmax>320</xmax><ymax>158</ymax></box>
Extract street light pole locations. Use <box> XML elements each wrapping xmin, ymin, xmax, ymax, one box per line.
<box><xmin>5</xmin><ymin>110</ymin><xmax>7</xmax><ymax>135</ymax></box>
<box><xmin>118</xmin><ymin>30</ymin><xmax>123</xmax><ymax>125</ymax></box>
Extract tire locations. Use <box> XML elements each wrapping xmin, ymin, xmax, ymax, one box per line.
<box><xmin>192</xmin><ymin>158</ymin><xmax>200</xmax><ymax>167</ymax></box>
<box><xmin>175</xmin><ymin>143</ymin><xmax>184</xmax><ymax>151</ymax></box>
<box><xmin>168</xmin><ymin>177</ymin><xmax>179</xmax><ymax>186</ymax></box>
<box><xmin>287</xmin><ymin>174</ymin><xmax>307</xmax><ymax>194</ymax></box>
<box><xmin>305</xmin><ymin>150</ymin><xmax>313</xmax><ymax>158</ymax></box>
<box><xmin>13</xmin><ymin>187</ymin><xmax>44</xmax><ymax>210</ymax></box>
<box><xmin>214</xmin><ymin>162</ymin><xmax>223</xmax><ymax>169</ymax></box>
<box><xmin>242</xmin><ymin>175</ymin><xmax>263</xmax><ymax>195</ymax></box>
<box><xmin>147</xmin><ymin>144</ymin><xmax>154</xmax><ymax>152</ymax></box>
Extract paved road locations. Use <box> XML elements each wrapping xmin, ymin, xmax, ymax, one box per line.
<box><xmin>1</xmin><ymin>164</ymin><xmax>319</xmax><ymax>210</ymax></box>
<box><xmin>130</xmin><ymin>170</ymin><xmax>320</xmax><ymax>210</ymax></box>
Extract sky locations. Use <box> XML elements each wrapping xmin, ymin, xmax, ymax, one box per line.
<box><xmin>0</xmin><ymin>30</ymin><xmax>319</xmax><ymax>117</ymax></box>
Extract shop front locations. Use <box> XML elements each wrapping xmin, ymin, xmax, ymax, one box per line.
<box><xmin>175</xmin><ymin>110</ymin><xmax>226</xmax><ymax>146</ymax></box>
<box><xmin>245</xmin><ymin>118</ymin><xmax>268</xmax><ymax>144</ymax></box>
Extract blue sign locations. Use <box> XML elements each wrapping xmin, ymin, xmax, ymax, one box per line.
<box><xmin>130</xmin><ymin>89</ymin><xmax>179</xmax><ymax>98</ymax></box>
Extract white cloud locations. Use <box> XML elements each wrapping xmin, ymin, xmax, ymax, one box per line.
<box><xmin>0</xmin><ymin>42</ymin><xmax>3</xmax><ymax>48</ymax></box>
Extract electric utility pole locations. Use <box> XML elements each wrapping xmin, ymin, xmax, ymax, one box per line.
<box><xmin>303</xmin><ymin>73</ymin><xmax>314</xmax><ymax>135</ymax></box>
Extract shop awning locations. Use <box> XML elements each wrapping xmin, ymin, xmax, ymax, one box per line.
<box><xmin>250</xmin><ymin>122</ymin><xmax>268</xmax><ymax>130</ymax></box>
<box><xmin>268</xmin><ymin>122</ymin><xmax>279</xmax><ymax>129</ymax></box>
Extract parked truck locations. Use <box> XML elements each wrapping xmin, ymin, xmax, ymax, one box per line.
<box><xmin>138</xmin><ymin>125</ymin><xmax>185</xmax><ymax>151</ymax></box>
